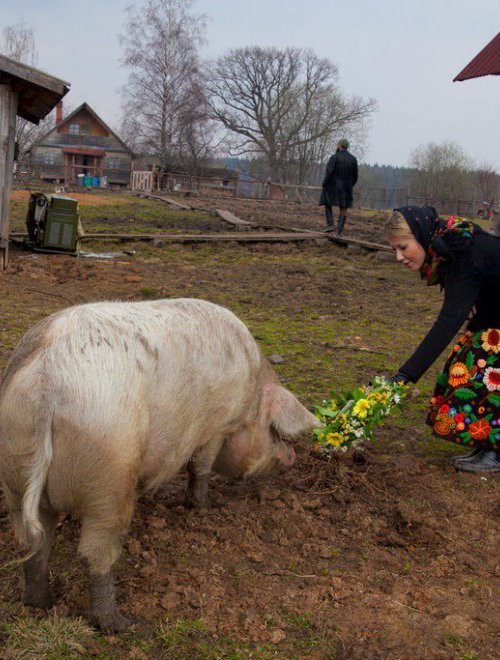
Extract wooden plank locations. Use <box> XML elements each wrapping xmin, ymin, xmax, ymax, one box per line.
<box><xmin>215</xmin><ymin>208</ymin><xmax>253</xmax><ymax>228</ymax></box>
<box><xmin>10</xmin><ymin>231</ymin><xmax>391</xmax><ymax>251</ymax></box>
<box><xmin>0</xmin><ymin>84</ymin><xmax>18</xmax><ymax>268</ymax></box>
<box><xmin>136</xmin><ymin>192</ymin><xmax>320</xmax><ymax>233</ymax></box>
<box><xmin>139</xmin><ymin>191</ymin><xmax>193</xmax><ymax>210</ymax></box>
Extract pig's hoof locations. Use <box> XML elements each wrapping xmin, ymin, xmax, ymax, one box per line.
<box><xmin>93</xmin><ymin>609</ymin><xmax>131</xmax><ymax>634</ymax></box>
<box><xmin>183</xmin><ymin>497</ymin><xmax>210</xmax><ymax>510</ymax></box>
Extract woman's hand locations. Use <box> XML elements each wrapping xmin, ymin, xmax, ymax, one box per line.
<box><xmin>389</xmin><ymin>372</ymin><xmax>410</xmax><ymax>385</ymax></box>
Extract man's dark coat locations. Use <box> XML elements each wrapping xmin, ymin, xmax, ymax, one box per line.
<box><xmin>319</xmin><ymin>149</ymin><xmax>358</xmax><ymax>208</ymax></box>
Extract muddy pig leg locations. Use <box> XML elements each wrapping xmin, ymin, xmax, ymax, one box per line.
<box><xmin>78</xmin><ymin>484</ymin><xmax>136</xmax><ymax>633</ymax></box>
<box><xmin>185</xmin><ymin>435</ymin><xmax>226</xmax><ymax>509</ymax></box>
<box><xmin>22</xmin><ymin>500</ymin><xmax>59</xmax><ymax>609</ymax></box>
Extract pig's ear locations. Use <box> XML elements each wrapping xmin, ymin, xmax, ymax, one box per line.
<box><xmin>266</xmin><ymin>385</ymin><xmax>320</xmax><ymax>437</ymax></box>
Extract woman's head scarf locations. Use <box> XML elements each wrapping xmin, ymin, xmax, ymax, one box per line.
<box><xmin>394</xmin><ymin>206</ymin><xmax>475</xmax><ymax>286</ymax></box>
<box><xmin>394</xmin><ymin>205</ymin><xmax>443</xmax><ymax>251</ymax></box>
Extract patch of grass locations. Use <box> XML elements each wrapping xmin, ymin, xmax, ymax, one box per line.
<box><xmin>2</xmin><ymin>616</ymin><xmax>96</xmax><ymax>658</ymax></box>
<box><xmin>280</xmin><ymin>610</ymin><xmax>339</xmax><ymax>657</ymax></box>
<box><xmin>155</xmin><ymin>618</ymin><xmax>210</xmax><ymax>650</ymax></box>
<box><xmin>139</xmin><ymin>286</ymin><xmax>160</xmax><ymax>299</ymax></box>
<box><xmin>442</xmin><ymin>631</ymin><xmax>465</xmax><ymax>647</ymax></box>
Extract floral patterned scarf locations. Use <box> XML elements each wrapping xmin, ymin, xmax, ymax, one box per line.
<box><xmin>424</xmin><ymin>216</ymin><xmax>475</xmax><ymax>286</ymax></box>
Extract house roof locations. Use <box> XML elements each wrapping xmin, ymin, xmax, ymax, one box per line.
<box><xmin>34</xmin><ymin>102</ymin><xmax>131</xmax><ymax>153</ymax></box>
<box><xmin>0</xmin><ymin>52</ymin><xmax>70</xmax><ymax>123</ymax></box>
<box><xmin>454</xmin><ymin>32</ymin><xmax>500</xmax><ymax>81</ymax></box>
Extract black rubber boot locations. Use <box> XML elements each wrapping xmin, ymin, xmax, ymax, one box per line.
<box><xmin>324</xmin><ymin>206</ymin><xmax>334</xmax><ymax>231</ymax></box>
<box><xmin>337</xmin><ymin>215</ymin><xmax>347</xmax><ymax>234</ymax></box>
<box><xmin>450</xmin><ymin>446</ymin><xmax>485</xmax><ymax>466</ymax></box>
<box><xmin>454</xmin><ymin>449</ymin><xmax>500</xmax><ymax>473</ymax></box>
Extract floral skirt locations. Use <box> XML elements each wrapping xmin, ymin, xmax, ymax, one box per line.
<box><xmin>427</xmin><ymin>328</ymin><xmax>500</xmax><ymax>449</ymax></box>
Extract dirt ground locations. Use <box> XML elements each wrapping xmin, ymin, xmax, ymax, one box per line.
<box><xmin>0</xmin><ymin>193</ymin><xmax>498</xmax><ymax>659</ymax></box>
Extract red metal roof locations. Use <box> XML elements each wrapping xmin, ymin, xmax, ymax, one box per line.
<box><xmin>62</xmin><ymin>147</ymin><xmax>106</xmax><ymax>157</ymax></box>
<box><xmin>454</xmin><ymin>32</ymin><xmax>500</xmax><ymax>81</ymax></box>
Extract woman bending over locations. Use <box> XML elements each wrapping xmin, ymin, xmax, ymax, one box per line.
<box><xmin>385</xmin><ymin>206</ymin><xmax>500</xmax><ymax>473</ymax></box>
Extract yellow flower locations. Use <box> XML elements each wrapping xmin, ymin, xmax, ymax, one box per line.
<box><xmin>353</xmin><ymin>398</ymin><xmax>371</xmax><ymax>419</ymax></box>
<box><xmin>329</xmin><ymin>400</ymin><xmax>338</xmax><ymax>410</ymax></box>
<box><xmin>326</xmin><ymin>433</ymin><xmax>344</xmax><ymax>447</ymax></box>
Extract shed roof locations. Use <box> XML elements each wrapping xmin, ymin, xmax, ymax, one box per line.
<box><xmin>0</xmin><ymin>52</ymin><xmax>70</xmax><ymax>123</ymax></box>
<box><xmin>454</xmin><ymin>32</ymin><xmax>500</xmax><ymax>81</ymax></box>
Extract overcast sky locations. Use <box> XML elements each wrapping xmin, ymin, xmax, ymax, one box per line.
<box><xmin>2</xmin><ymin>0</ymin><xmax>499</xmax><ymax>168</ymax></box>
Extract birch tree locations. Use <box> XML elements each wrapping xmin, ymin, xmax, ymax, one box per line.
<box><xmin>119</xmin><ymin>0</ymin><xmax>210</xmax><ymax>171</ymax></box>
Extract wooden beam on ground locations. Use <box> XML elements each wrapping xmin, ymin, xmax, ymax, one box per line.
<box><xmin>136</xmin><ymin>191</ymin><xmax>319</xmax><ymax>233</ymax></box>
<box><xmin>10</xmin><ymin>231</ymin><xmax>391</xmax><ymax>251</ymax></box>
<box><xmin>215</xmin><ymin>208</ymin><xmax>253</xmax><ymax>229</ymax></box>
<box><xmin>136</xmin><ymin>192</ymin><xmax>193</xmax><ymax>211</ymax></box>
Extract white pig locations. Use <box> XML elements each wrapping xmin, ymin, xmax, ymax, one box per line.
<box><xmin>0</xmin><ymin>298</ymin><xmax>318</xmax><ymax>632</ymax></box>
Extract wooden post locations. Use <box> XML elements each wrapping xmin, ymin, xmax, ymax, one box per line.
<box><xmin>0</xmin><ymin>84</ymin><xmax>18</xmax><ymax>269</ymax></box>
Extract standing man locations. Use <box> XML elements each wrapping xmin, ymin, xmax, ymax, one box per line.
<box><xmin>319</xmin><ymin>139</ymin><xmax>358</xmax><ymax>234</ymax></box>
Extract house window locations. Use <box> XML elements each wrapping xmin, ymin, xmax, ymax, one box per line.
<box><xmin>69</xmin><ymin>123</ymin><xmax>79</xmax><ymax>135</ymax></box>
<box><xmin>80</xmin><ymin>125</ymin><xmax>89</xmax><ymax>136</ymax></box>
<box><xmin>44</xmin><ymin>152</ymin><xmax>56</xmax><ymax>165</ymax></box>
<box><xmin>108</xmin><ymin>157</ymin><xmax>119</xmax><ymax>169</ymax></box>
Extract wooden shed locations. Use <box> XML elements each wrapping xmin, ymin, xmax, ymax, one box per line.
<box><xmin>0</xmin><ymin>53</ymin><xmax>70</xmax><ymax>267</ymax></box>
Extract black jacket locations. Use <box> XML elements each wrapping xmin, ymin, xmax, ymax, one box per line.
<box><xmin>319</xmin><ymin>149</ymin><xmax>358</xmax><ymax>208</ymax></box>
<box><xmin>399</xmin><ymin>228</ymin><xmax>500</xmax><ymax>383</ymax></box>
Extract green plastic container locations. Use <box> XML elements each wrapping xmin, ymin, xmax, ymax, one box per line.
<box><xmin>26</xmin><ymin>193</ymin><xmax>81</xmax><ymax>253</ymax></box>
<box><xmin>84</xmin><ymin>176</ymin><xmax>92</xmax><ymax>186</ymax></box>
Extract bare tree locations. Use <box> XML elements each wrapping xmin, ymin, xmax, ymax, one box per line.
<box><xmin>409</xmin><ymin>141</ymin><xmax>474</xmax><ymax>203</ymax></box>
<box><xmin>2</xmin><ymin>21</ymin><xmax>37</xmax><ymax>64</ymax></box>
<box><xmin>1</xmin><ymin>22</ymin><xmax>56</xmax><ymax>159</ymax></box>
<box><xmin>205</xmin><ymin>46</ymin><xmax>376</xmax><ymax>181</ymax></box>
<box><xmin>119</xmin><ymin>0</ymin><xmax>211</xmax><ymax>172</ymax></box>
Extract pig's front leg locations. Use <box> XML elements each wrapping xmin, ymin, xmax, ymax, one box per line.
<box><xmin>185</xmin><ymin>438</ymin><xmax>225</xmax><ymax>509</ymax></box>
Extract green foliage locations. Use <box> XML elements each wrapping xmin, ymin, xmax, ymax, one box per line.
<box><xmin>2</xmin><ymin>616</ymin><xmax>96</xmax><ymax>658</ymax></box>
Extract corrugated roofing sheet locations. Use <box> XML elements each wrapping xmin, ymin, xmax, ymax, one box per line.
<box><xmin>454</xmin><ymin>32</ymin><xmax>500</xmax><ymax>81</ymax></box>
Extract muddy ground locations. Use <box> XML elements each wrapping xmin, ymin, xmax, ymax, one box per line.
<box><xmin>0</xmin><ymin>193</ymin><xmax>498</xmax><ymax>659</ymax></box>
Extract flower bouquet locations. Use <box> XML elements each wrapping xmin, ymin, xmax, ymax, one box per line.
<box><xmin>312</xmin><ymin>376</ymin><xmax>410</xmax><ymax>453</ymax></box>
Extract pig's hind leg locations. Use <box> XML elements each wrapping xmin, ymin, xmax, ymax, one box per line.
<box><xmin>185</xmin><ymin>435</ymin><xmax>226</xmax><ymax>509</ymax></box>
<box><xmin>77</xmin><ymin>472</ymin><xmax>137</xmax><ymax>633</ymax></box>
<box><xmin>22</xmin><ymin>499</ymin><xmax>59</xmax><ymax>609</ymax></box>
<box><xmin>3</xmin><ymin>485</ymin><xmax>58</xmax><ymax>609</ymax></box>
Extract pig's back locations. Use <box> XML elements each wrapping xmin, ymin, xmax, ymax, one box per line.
<box><xmin>2</xmin><ymin>298</ymin><xmax>262</xmax><ymax>430</ymax></box>
<box><xmin>13</xmin><ymin>297</ymin><xmax>260</xmax><ymax>387</ymax></box>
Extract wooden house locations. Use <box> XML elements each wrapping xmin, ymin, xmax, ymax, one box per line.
<box><xmin>30</xmin><ymin>102</ymin><xmax>131</xmax><ymax>186</ymax></box>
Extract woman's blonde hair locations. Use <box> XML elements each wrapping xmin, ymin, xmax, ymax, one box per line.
<box><xmin>383</xmin><ymin>210</ymin><xmax>414</xmax><ymax>241</ymax></box>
